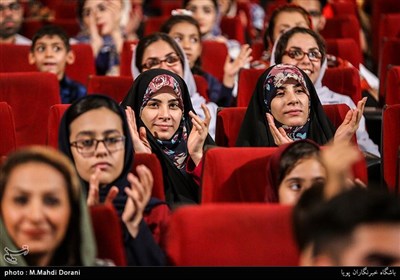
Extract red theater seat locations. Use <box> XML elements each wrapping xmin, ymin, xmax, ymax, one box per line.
<box><xmin>47</xmin><ymin>104</ymin><xmax>70</xmax><ymax>149</ymax></box>
<box><xmin>165</xmin><ymin>203</ymin><xmax>299</xmax><ymax>266</ymax></box>
<box><xmin>386</xmin><ymin>66</ymin><xmax>400</xmax><ymax>105</ymax></box>
<box><xmin>201</xmin><ymin>41</ymin><xmax>228</xmax><ymax>82</ymax></box>
<box><xmin>215</xmin><ymin>107</ymin><xmax>246</xmax><ymax>147</ymax></box>
<box><xmin>87</xmin><ymin>75</ymin><xmax>133</xmax><ymax>103</ymax></box>
<box><xmin>0</xmin><ymin>102</ymin><xmax>17</xmax><ymax>159</ymax></box>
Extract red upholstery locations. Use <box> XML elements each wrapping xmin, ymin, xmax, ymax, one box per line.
<box><xmin>90</xmin><ymin>205</ymin><xmax>127</xmax><ymax>266</ymax></box>
<box><xmin>382</xmin><ymin>104</ymin><xmax>400</xmax><ymax>193</ymax></box>
<box><xmin>0</xmin><ymin>102</ymin><xmax>17</xmax><ymax>158</ymax></box>
<box><xmin>377</xmin><ymin>13</ymin><xmax>400</xmax><ymax>60</ymax></box>
<box><xmin>133</xmin><ymin>153</ymin><xmax>165</xmax><ymax>201</ymax></box>
<box><xmin>87</xmin><ymin>75</ymin><xmax>133</xmax><ymax>103</ymax></box>
<box><xmin>120</xmin><ymin>40</ymin><xmax>138</xmax><ymax>77</ymax></box>
<box><xmin>47</xmin><ymin>104</ymin><xmax>70</xmax><ymax>149</ymax></box>
<box><xmin>51</xmin><ymin>19</ymin><xmax>81</xmax><ymax>38</ymax></box>
<box><xmin>0</xmin><ymin>44</ymin><xmax>95</xmax><ymax>86</ymax></box>
<box><xmin>220</xmin><ymin>16</ymin><xmax>246</xmax><ymax>44</ymax></box>
<box><xmin>215</xmin><ymin>107</ymin><xmax>246</xmax><ymax>147</ymax></box>
<box><xmin>165</xmin><ymin>203</ymin><xmax>299</xmax><ymax>266</ymax></box>
<box><xmin>378</xmin><ymin>38</ymin><xmax>400</xmax><ymax>104</ymax></box>
<box><xmin>330</xmin><ymin>1</ymin><xmax>358</xmax><ymax>17</ymax></box>
<box><xmin>143</xmin><ymin>16</ymin><xmax>169</xmax><ymax>36</ymax></box>
<box><xmin>193</xmin><ymin>74</ymin><xmax>210</xmax><ymax>102</ymax></box>
<box><xmin>250</xmin><ymin>40</ymin><xmax>264</xmax><ymax>61</ymax></box>
<box><xmin>386</xmin><ymin>66</ymin><xmax>400</xmax><ymax>105</ymax></box>
<box><xmin>201</xmin><ymin>41</ymin><xmax>228</xmax><ymax>82</ymax></box>
<box><xmin>201</xmin><ymin>147</ymin><xmax>276</xmax><ymax>203</ymax></box>
<box><xmin>320</xmin><ymin>14</ymin><xmax>361</xmax><ymax>51</ymax></box>
<box><xmin>237</xmin><ymin>68</ymin><xmax>264</xmax><ymax>107</ymax></box>
<box><xmin>0</xmin><ymin>72</ymin><xmax>60</xmax><ymax>147</ymax></box>
<box><xmin>371</xmin><ymin>0</ymin><xmax>400</xmax><ymax>66</ymax></box>
<box><xmin>325</xmin><ymin>38</ymin><xmax>362</xmax><ymax>69</ymax></box>
<box><xmin>20</xmin><ymin>19</ymin><xmax>44</xmax><ymax>39</ymax></box>
<box><xmin>322</xmin><ymin>67</ymin><xmax>362</xmax><ymax>104</ymax></box>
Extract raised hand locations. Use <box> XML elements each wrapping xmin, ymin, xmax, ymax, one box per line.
<box><xmin>266</xmin><ymin>113</ymin><xmax>293</xmax><ymax>146</ymax></box>
<box><xmin>87</xmin><ymin>167</ymin><xmax>119</xmax><ymax>206</ymax></box>
<box><xmin>188</xmin><ymin>104</ymin><xmax>211</xmax><ymax>166</ymax></box>
<box><xmin>125</xmin><ymin>106</ymin><xmax>151</xmax><ymax>154</ymax></box>
<box><xmin>223</xmin><ymin>44</ymin><xmax>253</xmax><ymax>88</ymax></box>
<box><xmin>334</xmin><ymin>97</ymin><xmax>367</xmax><ymax>144</ymax></box>
<box><xmin>121</xmin><ymin>165</ymin><xmax>153</xmax><ymax>238</ymax></box>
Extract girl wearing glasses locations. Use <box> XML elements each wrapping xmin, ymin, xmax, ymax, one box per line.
<box><xmin>58</xmin><ymin>94</ymin><xmax>167</xmax><ymax>266</ymax></box>
<box><xmin>132</xmin><ymin>32</ymin><xmax>218</xmax><ymax>139</ymax></box>
<box><xmin>236</xmin><ymin>63</ymin><xmax>365</xmax><ymax>148</ymax></box>
<box><xmin>121</xmin><ymin>69</ymin><xmax>215</xmax><ymax>208</ymax></box>
<box><xmin>272</xmin><ymin>27</ymin><xmax>380</xmax><ymax>158</ymax></box>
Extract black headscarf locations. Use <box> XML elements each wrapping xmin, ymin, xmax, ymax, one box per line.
<box><xmin>121</xmin><ymin>69</ymin><xmax>215</xmax><ymax>207</ymax></box>
<box><xmin>236</xmin><ymin>64</ymin><xmax>335</xmax><ymax>147</ymax></box>
<box><xmin>58</xmin><ymin>94</ymin><xmax>134</xmax><ymax>216</ymax></box>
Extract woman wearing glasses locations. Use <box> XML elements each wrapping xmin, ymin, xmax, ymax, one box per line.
<box><xmin>236</xmin><ymin>63</ymin><xmax>364</xmax><ymax>147</ymax></box>
<box><xmin>58</xmin><ymin>94</ymin><xmax>167</xmax><ymax>266</ymax></box>
<box><xmin>271</xmin><ymin>27</ymin><xmax>379</xmax><ymax>157</ymax></box>
<box><xmin>131</xmin><ymin>32</ymin><xmax>218</xmax><ymax>139</ymax></box>
<box><xmin>121</xmin><ymin>69</ymin><xmax>215</xmax><ymax>208</ymax></box>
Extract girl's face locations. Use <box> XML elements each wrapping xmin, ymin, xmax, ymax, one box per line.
<box><xmin>281</xmin><ymin>33</ymin><xmax>322</xmax><ymax>84</ymax></box>
<box><xmin>278</xmin><ymin>157</ymin><xmax>326</xmax><ymax>205</ymax></box>
<box><xmin>69</xmin><ymin>107</ymin><xmax>125</xmax><ymax>184</ymax></box>
<box><xmin>1</xmin><ymin>162</ymin><xmax>71</xmax><ymax>265</ymax></box>
<box><xmin>270</xmin><ymin>78</ymin><xmax>310</xmax><ymax>127</ymax></box>
<box><xmin>185</xmin><ymin>0</ymin><xmax>217</xmax><ymax>36</ymax></box>
<box><xmin>140</xmin><ymin>92</ymin><xmax>183</xmax><ymax>140</ymax></box>
<box><xmin>142</xmin><ymin>40</ymin><xmax>184</xmax><ymax>77</ymax></box>
<box><xmin>168</xmin><ymin>21</ymin><xmax>202</xmax><ymax>68</ymax></box>
<box><xmin>82</xmin><ymin>0</ymin><xmax>122</xmax><ymax>36</ymax></box>
<box><xmin>273</xmin><ymin>11</ymin><xmax>310</xmax><ymax>43</ymax></box>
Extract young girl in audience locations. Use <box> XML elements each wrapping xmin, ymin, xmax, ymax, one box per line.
<box><xmin>161</xmin><ymin>14</ymin><xmax>252</xmax><ymax>107</ymax></box>
<box><xmin>236</xmin><ymin>64</ymin><xmax>366</xmax><ymax>147</ymax></box>
<box><xmin>58</xmin><ymin>94</ymin><xmax>167</xmax><ymax>266</ymax></box>
<box><xmin>75</xmin><ymin>0</ymin><xmax>131</xmax><ymax>75</ymax></box>
<box><xmin>272</xmin><ymin>27</ymin><xmax>380</xmax><ymax>157</ymax></box>
<box><xmin>0</xmin><ymin>146</ymin><xmax>97</xmax><ymax>266</ymax></box>
<box><xmin>121</xmin><ymin>69</ymin><xmax>215</xmax><ymax>208</ymax></box>
<box><xmin>131</xmin><ymin>32</ymin><xmax>218</xmax><ymax>139</ymax></box>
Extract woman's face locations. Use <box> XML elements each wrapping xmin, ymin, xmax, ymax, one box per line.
<box><xmin>281</xmin><ymin>33</ymin><xmax>321</xmax><ymax>84</ymax></box>
<box><xmin>82</xmin><ymin>0</ymin><xmax>122</xmax><ymax>36</ymax></box>
<box><xmin>270</xmin><ymin>78</ymin><xmax>310</xmax><ymax>127</ymax></box>
<box><xmin>1</xmin><ymin>162</ymin><xmax>71</xmax><ymax>263</ymax></box>
<box><xmin>140</xmin><ymin>91</ymin><xmax>183</xmax><ymax>140</ymax></box>
<box><xmin>142</xmin><ymin>40</ymin><xmax>184</xmax><ymax>77</ymax></box>
<box><xmin>69</xmin><ymin>107</ymin><xmax>125</xmax><ymax>184</ymax></box>
<box><xmin>185</xmin><ymin>0</ymin><xmax>217</xmax><ymax>36</ymax></box>
<box><xmin>278</xmin><ymin>157</ymin><xmax>326</xmax><ymax>205</ymax></box>
<box><xmin>273</xmin><ymin>11</ymin><xmax>310</xmax><ymax>43</ymax></box>
<box><xmin>168</xmin><ymin>22</ymin><xmax>202</xmax><ymax>68</ymax></box>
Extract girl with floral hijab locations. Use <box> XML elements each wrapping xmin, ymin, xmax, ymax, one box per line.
<box><xmin>121</xmin><ymin>69</ymin><xmax>215</xmax><ymax>208</ymax></box>
<box><xmin>236</xmin><ymin>64</ymin><xmax>363</xmax><ymax>147</ymax></box>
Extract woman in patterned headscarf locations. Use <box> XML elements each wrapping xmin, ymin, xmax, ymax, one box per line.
<box><xmin>236</xmin><ymin>64</ymin><xmax>363</xmax><ymax>147</ymax></box>
<box><xmin>121</xmin><ymin>69</ymin><xmax>215</xmax><ymax>208</ymax></box>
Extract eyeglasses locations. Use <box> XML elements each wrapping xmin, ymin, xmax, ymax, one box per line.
<box><xmin>283</xmin><ymin>48</ymin><xmax>322</xmax><ymax>62</ymax></box>
<box><xmin>70</xmin><ymin>136</ymin><xmax>125</xmax><ymax>157</ymax></box>
<box><xmin>142</xmin><ymin>53</ymin><xmax>180</xmax><ymax>70</ymax></box>
<box><xmin>0</xmin><ymin>2</ymin><xmax>21</xmax><ymax>13</ymax></box>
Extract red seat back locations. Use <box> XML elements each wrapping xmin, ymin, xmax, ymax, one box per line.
<box><xmin>47</xmin><ymin>104</ymin><xmax>70</xmax><ymax>149</ymax></box>
<box><xmin>0</xmin><ymin>102</ymin><xmax>17</xmax><ymax>159</ymax></box>
<box><xmin>378</xmin><ymin>38</ymin><xmax>400</xmax><ymax>104</ymax></box>
<box><xmin>322</xmin><ymin>67</ymin><xmax>361</xmax><ymax>104</ymax></box>
<box><xmin>201</xmin><ymin>41</ymin><xmax>228</xmax><ymax>82</ymax></box>
<box><xmin>325</xmin><ymin>38</ymin><xmax>362</xmax><ymax>69</ymax></box>
<box><xmin>237</xmin><ymin>68</ymin><xmax>264</xmax><ymax>107</ymax></box>
<box><xmin>386</xmin><ymin>66</ymin><xmax>400</xmax><ymax>105</ymax></box>
<box><xmin>220</xmin><ymin>16</ymin><xmax>246</xmax><ymax>44</ymax></box>
<box><xmin>0</xmin><ymin>72</ymin><xmax>61</xmax><ymax>147</ymax></box>
<box><xmin>382</xmin><ymin>104</ymin><xmax>400</xmax><ymax>193</ymax></box>
<box><xmin>215</xmin><ymin>107</ymin><xmax>247</xmax><ymax>147</ymax></box>
<box><xmin>165</xmin><ymin>203</ymin><xmax>299</xmax><ymax>266</ymax></box>
<box><xmin>90</xmin><ymin>205</ymin><xmax>127</xmax><ymax>266</ymax></box>
<box><xmin>377</xmin><ymin>13</ymin><xmax>400</xmax><ymax>61</ymax></box>
<box><xmin>120</xmin><ymin>40</ymin><xmax>138</xmax><ymax>77</ymax></box>
<box><xmin>87</xmin><ymin>75</ymin><xmax>133</xmax><ymax>103</ymax></box>
<box><xmin>193</xmin><ymin>74</ymin><xmax>210</xmax><ymax>102</ymax></box>
<box><xmin>201</xmin><ymin>147</ymin><xmax>276</xmax><ymax>203</ymax></box>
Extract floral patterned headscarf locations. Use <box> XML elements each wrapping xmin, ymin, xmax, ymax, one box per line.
<box><xmin>263</xmin><ymin>64</ymin><xmax>311</xmax><ymax>141</ymax></box>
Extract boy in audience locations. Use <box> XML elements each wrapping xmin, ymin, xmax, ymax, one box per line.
<box><xmin>29</xmin><ymin>25</ymin><xmax>86</xmax><ymax>103</ymax></box>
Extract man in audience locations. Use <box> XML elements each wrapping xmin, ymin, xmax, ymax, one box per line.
<box><xmin>0</xmin><ymin>0</ymin><xmax>30</xmax><ymax>44</ymax></box>
<box><xmin>293</xmin><ymin>187</ymin><xmax>400</xmax><ymax>266</ymax></box>
<box><xmin>29</xmin><ymin>25</ymin><xmax>86</xmax><ymax>103</ymax></box>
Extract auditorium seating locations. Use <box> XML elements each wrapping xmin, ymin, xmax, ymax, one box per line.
<box><xmin>0</xmin><ymin>102</ymin><xmax>17</xmax><ymax>160</ymax></box>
